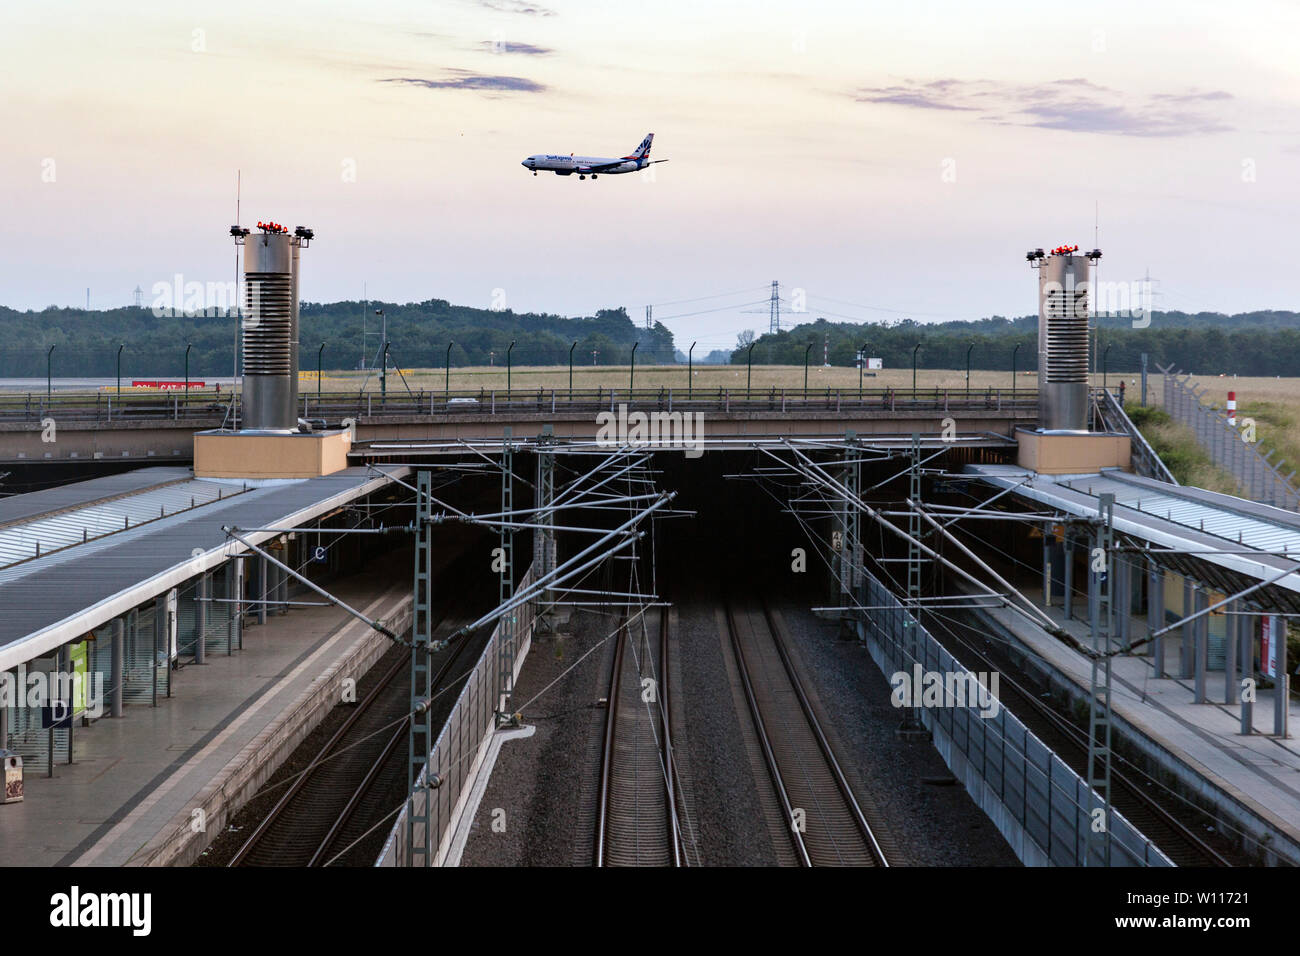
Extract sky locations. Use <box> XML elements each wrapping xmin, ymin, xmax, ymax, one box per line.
<box><xmin>3</xmin><ymin>0</ymin><xmax>1299</xmax><ymax>353</ymax></box>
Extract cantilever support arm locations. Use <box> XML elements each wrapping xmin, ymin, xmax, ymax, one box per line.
<box><xmin>224</xmin><ymin>526</ymin><xmax>403</xmax><ymax>644</ymax></box>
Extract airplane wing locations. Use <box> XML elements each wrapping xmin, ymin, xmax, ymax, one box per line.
<box><xmin>580</xmin><ymin>160</ymin><xmax>630</xmax><ymax>173</ymax></box>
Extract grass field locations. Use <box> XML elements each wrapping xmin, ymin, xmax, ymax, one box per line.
<box><xmin>316</xmin><ymin>363</ymin><xmax>1047</xmax><ymax>394</ymax></box>
<box><xmin>1148</xmin><ymin>373</ymin><xmax>1300</xmax><ymax>493</ymax></box>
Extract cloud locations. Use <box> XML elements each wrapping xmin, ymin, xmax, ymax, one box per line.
<box><xmin>1150</xmin><ymin>90</ymin><xmax>1233</xmax><ymax>103</ymax></box>
<box><xmin>381</xmin><ymin>71</ymin><xmax>547</xmax><ymax>94</ymax></box>
<box><xmin>854</xmin><ymin>84</ymin><xmax>976</xmax><ymax>111</ymax></box>
<box><xmin>851</xmin><ymin>78</ymin><xmax>1234</xmax><ymax>137</ymax></box>
<box><xmin>478</xmin><ymin>40</ymin><xmax>553</xmax><ymax>55</ymax></box>
<box><xmin>475</xmin><ymin>0</ymin><xmax>556</xmax><ymax>15</ymax></box>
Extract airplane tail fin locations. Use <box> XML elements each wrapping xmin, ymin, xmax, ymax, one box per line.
<box><xmin>632</xmin><ymin>133</ymin><xmax>654</xmax><ymax>159</ymax></box>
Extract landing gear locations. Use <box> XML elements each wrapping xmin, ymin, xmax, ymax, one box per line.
<box><xmin>579</xmin><ymin>174</ymin><xmax>586</xmax><ymax>180</ymax></box>
<box><xmin>533</xmin><ymin>171</ymin><xmax>537</xmax><ymax>176</ymax></box>
<box><xmin>591</xmin><ymin>174</ymin><xmax>598</xmax><ymax>179</ymax></box>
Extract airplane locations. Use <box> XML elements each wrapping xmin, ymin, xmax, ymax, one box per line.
<box><xmin>521</xmin><ymin>133</ymin><xmax>668</xmax><ymax>179</ymax></box>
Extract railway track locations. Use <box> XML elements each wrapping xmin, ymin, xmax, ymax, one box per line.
<box><xmin>594</xmin><ymin>610</ymin><xmax>682</xmax><ymax>866</ymax></box>
<box><xmin>228</xmin><ymin>610</ymin><xmax>475</xmax><ymax>867</ymax></box>
<box><xmin>725</xmin><ymin>599</ymin><xmax>890</xmax><ymax>867</ymax></box>
<box><xmin>928</xmin><ymin>608</ymin><xmax>1237</xmax><ymax>867</ymax></box>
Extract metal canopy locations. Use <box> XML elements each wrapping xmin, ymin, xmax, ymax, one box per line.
<box><xmin>0</xmin><ymin>478</ymin><xmax>248</xmax><ymax>571</ymax></box>
<box><xmin>0</xmin><ymin>465</ymin><xmax>409</xmax><ymax>671</ymax></box>
<box><xmin>968</xmin><ymin>464</ymin><xmax>1300</xmax><ymax>609</ymax></box>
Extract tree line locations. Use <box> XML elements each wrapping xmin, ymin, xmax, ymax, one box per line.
<box><xmin>1</xmin><ymin>299</ymin><xmax>1296</xmax><ymax>378</ymax></box>
<box><xmin>730</xmin><ymin>315</ymin><xmax>1300</xmax><ymax>376</ymax></box>
<box><xmin>0</xmin><ymin>301</ymin><xmax>674</xmax><ymax>378</ymax></box>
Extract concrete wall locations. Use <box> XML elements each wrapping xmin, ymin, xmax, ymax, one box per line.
<box><xmin>193</xmin><ymin>430</ymin><xmax>351</xmax><ymax>478</ymax></box>
<box><xmin>973</xmin><ymin>606</ymin><xmax>1300</xmax><ymax>866</ymax></box>
<box><xmin>129</xmin><ymin>597</ymin><xmax>412</xmax><ymax>867</ymax></box>
<box><xmin>1016</xmin><ymin>429</ymin><xmax>1131</xmax><ymax>475</ymax></box>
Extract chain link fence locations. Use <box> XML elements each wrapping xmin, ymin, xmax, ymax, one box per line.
<box><xmin>1161</xmin><ymin>366</ymin><xmax>1299</xmax><ymax>509</ymax></box>
<box><xmin>858</xmin><ymin>569</ymin><xmax>1172</xmax><ymax>867</ymax></box>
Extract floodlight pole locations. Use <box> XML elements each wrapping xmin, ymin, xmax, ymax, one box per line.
<box><xmin>445</xmin><ymin>341</ymin><xmax>453</xmax><ymax>400</ymax></box>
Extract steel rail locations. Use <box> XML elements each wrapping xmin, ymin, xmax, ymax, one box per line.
<box><xmin>725</xmin><ymin>598</ymin><xmax>888</xmax><ymax>867</ymax></box>
<box><xmin>227</xmin><ymin>651</ymin><xmax>409</xmax><ymax>867</ymax></box>
<box><xmin>309</xmin><ymin>632</ymin><xmax>477</xmax><ymax>867</ymax></box>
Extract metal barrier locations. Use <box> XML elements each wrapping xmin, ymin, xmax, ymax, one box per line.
<box><xmin>1092</xmin><ymin>387</ymin><xmax>1178</xmax><ymax>485</ymax></box>
<box><xmin>377</xmin><ymin>564</ymin><xmax>535</xmax><ymax>867</ymax></box>
<box><xmin>0</xmin><ymin>386</ymin><xmax>1040</xmax><ymax>426</ymax></box>
<box><xmin>857</xmin><ymin>570</ymin><xmax>1172</xmax><ymax>867</ymax></box>
<box><xmin>1161</xmin><ymin>367</ymin><xmax>1300</xmax><ymax>509</ymax></box>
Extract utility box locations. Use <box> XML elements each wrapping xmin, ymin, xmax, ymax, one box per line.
<box><xmin>2</xmin><ymin>752</ymin><xmax>22</xmax><ymax>804</ymax></box>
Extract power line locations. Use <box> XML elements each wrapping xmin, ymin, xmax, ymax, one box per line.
<box><xmin>806</xmin><ymin>293</ymin><xmax>955</xmax><ymax>319</ymax></box>
<box><xmin>649</xmin><ymin>285</ymin><xmax>771</xmax><ymax>308</ymax></box>
<box><xmin>654</xmin><ymin>298</ymin><xmax>770</xmax><ymax>321</ymax></box>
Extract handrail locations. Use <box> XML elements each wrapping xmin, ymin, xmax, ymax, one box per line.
<box><xmin>0</xmin><ymin>386</ymin><xmax>1040</xmax><ymax>425</ymax></box>
<box><xmin>1092</xmin><ymin>387</ymin><xmax>1178</xmax><ymax>485</ymax></box>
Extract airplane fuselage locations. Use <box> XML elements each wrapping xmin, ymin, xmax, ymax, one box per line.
<box><xmin>521</xmin><ymin>154</ymin><xmax>647</xmax><ymax>176</ymax></box>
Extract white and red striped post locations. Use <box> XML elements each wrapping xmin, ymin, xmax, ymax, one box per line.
<box><xmin>1227</xmin><ymin>391</ymin><xmax>1237</xmax><ymax>426</ymax></box>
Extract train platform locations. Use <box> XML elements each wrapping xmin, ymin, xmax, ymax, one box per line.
<box><xmin>976</xmin><ymin>593</ymin><xmax>1300</xmax><ymax>864</ymax></box>
<box><xmin>0</xmin><ymin>563</ymin><xmax>410</xmax><ymax>867</ymax></box>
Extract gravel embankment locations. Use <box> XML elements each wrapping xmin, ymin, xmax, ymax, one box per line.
<box><xmin>459</xmin><ymin>608</ymin><xmax>616</xmax><ymax>866</ymax></box>
<box><xmin>461</xmin><ymin>594</ymin><xmax>1018</xmax><ymax>866</ymax></box>
<box><xmin>773</xmin><ymin>602</ymin><xmax>1021</xmax><ymax>866</ymax></box>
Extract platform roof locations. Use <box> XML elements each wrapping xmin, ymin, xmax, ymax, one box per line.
<box><xmin>0</xmin><ymin>465</ymin><xmax>409</xmax><ymax>671</ymax></box>
<box><xmin>967</xmin><ymin>465</ymin><xmax>1300</xmax><ymax>609</ymax></box>
<box><xmin>0</xmin><ymin>467</ymin><xmax>194</xmax><ymax>528</ymax></box>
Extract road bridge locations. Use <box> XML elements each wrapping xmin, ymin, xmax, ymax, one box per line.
<box><xmin>0</xmin><ymin>386</ymin><xmax>1035</xmax><ymax>465</ymax></box>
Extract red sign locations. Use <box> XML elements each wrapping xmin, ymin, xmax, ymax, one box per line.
<box><xmin>131</xmin><ymin>381</ymin><xmax>205</xmax><ymax>390</ymax></box>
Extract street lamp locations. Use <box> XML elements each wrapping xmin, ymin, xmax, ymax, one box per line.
<box><xmin>1011</xmin><ymin>343</ymin><xmax>1022</xmax><ymax>396</ymax></box>
<box><xmin>319</xmin><ymin>342</ymin><xmax>327</xmax><ymax>402</ymax></box>
<box><xmin>381</xmin><ymin>342</ymin><xmax>391</xmax><ymax>403</ymax></box>
<box><xmin>446</xmin><ymin>341</ymin><xmax>454</xmax><ymax>399</ymax></box>
<box><xmin>746</xmin><ymin>342</ymin><xmax>756</xmax><ymax>398</ymax></box>
<box><xmin>966</xmin><ymin>342</ymin><xmax>974</xmax><ymax>392</ymax></box>
<box><xmin>46</xmin><ymin>345</ymin><xmax>55</xmax><ymax>403</ymax></box>
<box><xmin>859</xmin><ymin>342</ymin><xmax>869</xmax><ymax>399</ymax></box>
<box><xmin>116</xmin><ymin>343</ymin><xmax>124</xmax><ymax>403</ymax></box>
<box><xmin>630</xmin><ymin>342</ymin><xmax>638</xmax><ymax>392</ymax></box>
<box><xmin>184</xmin><ymin>343</ymin><xmax>192</xmax><ymax>412</ymax></box>
<box><xmin>912</xmin><ymin>342</ymin><xmax>921</xmax><ymax>395</ymax></box>
<box><xmin>803</xmin><ymin>342</ymin><xmax>813</xmax><ymax>396</ymax></box>
<box><xmin>506</xmin><ymin>340</ymin><xmax>515</xmax><ymax>395</ymax></box>
<box><xmin>569</xmin><ymin>341</ymin><xmax>577</xmax><ymax>399</ymax></box>
<box><xmin>688</xmin><ymin>341</ymin><xmax>696</xmax><ymax>399</ymax></box>
<box><xmin>1103</xmin><ymin>343</ymin><xmax>1112</xmax><ymax>392</ymax></box>
<box><xmin>374</xmin><ymin>309</ymin><xmax>386</xmax><ymax>397</ymax></box>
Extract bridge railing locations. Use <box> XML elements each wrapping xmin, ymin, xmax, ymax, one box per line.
<box><xmin>0</xmin><ymin>386</ymin><xmax>1039</xmax><ymax>426</ymax></box>
<box><xmin>1091</xmin><ymin>387</ymin><xmax>1178</xmax><ymax>485</ymax></box>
